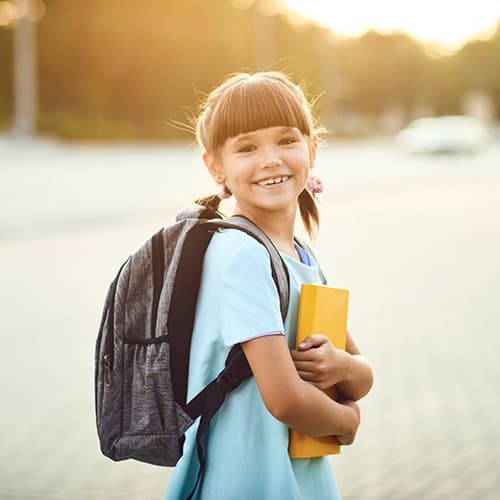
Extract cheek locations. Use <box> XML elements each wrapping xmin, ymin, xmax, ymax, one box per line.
<box><xmin>295</xmin><ymin>151</ymin><xmax>312</xmax><ymax>175</ymax></box>
<box><xmin>295</xmin><ymin>146</ymin><xmax>312</xmax><ymax>165</ymax></box>
<box><xmin>232</xmin><ymin>161</ymin><xmax>253</xmax><ymax>180</ymax></box>
<box><xmin>223</xmin><ymin>163</ymin><xmax>249</xmax><ymax>188</ymax></box>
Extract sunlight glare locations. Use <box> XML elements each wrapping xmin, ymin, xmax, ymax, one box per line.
<box><xmin>285</xmin><ymin>0</ymin><xmax>500</xmax><ymax>50</ymax></box>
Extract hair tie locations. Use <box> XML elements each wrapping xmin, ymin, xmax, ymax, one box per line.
<box><xmin>217</xmin><ymin>185</ymin><xmax>231</xmax><ymax>200</ymax></box>
<box><xmin>307</xmin><ymin>175</ymin><xmax>324</xmax><ymax>199</ymax></box>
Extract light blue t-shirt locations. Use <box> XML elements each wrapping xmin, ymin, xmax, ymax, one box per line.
<box><xmin>165</xmin><ymin>229</ymin><xmax>340</xmax><ymax>500</ymax></box>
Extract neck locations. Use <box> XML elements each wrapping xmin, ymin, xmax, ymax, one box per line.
<box><xmin>233</xmin><ymin>203</ymin><xmax>298</xmax><ymax>258</ymax></box>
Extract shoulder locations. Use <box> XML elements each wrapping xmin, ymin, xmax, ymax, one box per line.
<box><xmin>208</xmin><ymin>228</ymin><xmax>271</xmax><ymax>268</ymax></box>
<box><xmin>208</xmin><ymin>229</ymin><xmax>285</xmax><ymax>346</ymax></box>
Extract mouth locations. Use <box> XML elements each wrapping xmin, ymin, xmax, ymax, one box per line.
<box><xmin>255</xmin><ymin>175</ymin><xmax>290</xmax><ymax>187</ymax></box>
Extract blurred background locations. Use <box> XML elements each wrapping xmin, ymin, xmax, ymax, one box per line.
<box><xmin>1</xmin><ymin>0</ymin><xmax>500</xmax><ymax>140</ymax></box>
<box><xmin>1</xmin><ymin>1</ymin><xmax>500</xmax><ymax>499</ymax></box>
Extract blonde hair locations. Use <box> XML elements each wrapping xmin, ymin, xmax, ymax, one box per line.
<box><xmin>195</xmin><ymin>71</ymin><xmax>321</xmax><ymax>236</ymax></box>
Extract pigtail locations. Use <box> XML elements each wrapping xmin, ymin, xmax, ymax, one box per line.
<box><xmin>195</xmin><ymin>194</ymin><xmax>222</xmax><ymax>212</ymax></box>
<box><xmin>298</xmin><ymin>189</ymin><xmax>319</xmax><ymax>238</ymax></box>
<box><xmin>195</xmin><ymin>185</ymin><xmax>232</xmax><ymax>212</ymax></box>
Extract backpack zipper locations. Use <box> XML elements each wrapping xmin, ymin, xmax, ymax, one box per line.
<box><xmin>103</xmin><ymin>354</ymin><xmax>113</xmax><ymax>387</ymax></box>
<box><xmin>103</xmin><ymin>258</ymin><xmax>129</xmax><ymax>385</ymax></box>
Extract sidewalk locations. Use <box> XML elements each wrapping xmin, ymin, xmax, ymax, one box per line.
<box><xmin>1</xmin><ymin>142</ymin><xmax>499</xmax><ymax>499</ymax></box>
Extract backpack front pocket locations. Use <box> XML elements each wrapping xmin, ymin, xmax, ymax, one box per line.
<box><xmin>122</xmin><ymin>339</ymin><xmax>175</xmax><ymax>436</ymax></box>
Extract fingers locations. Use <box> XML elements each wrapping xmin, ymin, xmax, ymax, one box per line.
<box><xmin>292</xmin><ymin>348</ymin><xmax>332</xmax><ymax>386</ymax></box>
<box><xmin>296</xmin><ymin>369</ymin><xmax>333</xmax><ymax>390</ymax></box>
<box><xmin>296</xmin><ymin>370</ymin><xmax>329</xmax><ymax>390</ymax></box>
<box><xmin>296</xmin><ymin>366</ymin><xmax>321</xmax><ymax>382</ymax></box>
<box><xmin>296</xmin><ymin>370</ymin><xmax>316</xmax><ymax>382</ymax></box>
<box><xmin>291</xmin><ymin>344</ymin><xmax>329</xmax><ymax>362</ymax></box>
<box><xmin>293</xmin><ymin>359</ymin><xmax>330</xmax><ymax>378</ymax></box>
<box><xmin>335</xmin><ymin>400</ymin><xmax>360</xmax><ymax>446</ymax></box>
<box><xmin>297</xmin><ymin>334</ymin><xmax>330</xmax><ymax>351</ymax></box>
<box><xmin>337</xmin><ymin>434</ymin><xmax>355</xmax><ymax>446</ymax></box>
<box><xmin>291</xmin><ymin>359</ymin><xmax>317</xmax><ymax>371</ymax></box>
<box><xmin>291</xmin><ymin>349</ymin><xmax>316</xmax><ymax>362</ymax></box>
<box><xmin>292</xmin><ymin>338</ymin><xmax>341</xmax><ymax>389</ymax></box>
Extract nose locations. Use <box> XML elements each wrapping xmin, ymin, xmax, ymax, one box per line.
<box><xmin>261</xmin><ymin>158</ymin><xmax>283</xmax><ymax>168</ymax></box>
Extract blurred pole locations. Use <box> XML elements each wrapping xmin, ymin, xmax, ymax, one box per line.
<box><xmin>12</xmin><ymin>0</ymin><xmax>37</xmax><ymax>138</ymax></box>
<box><xmin>253</xmin><ymin>1</ymin><xmax>275</xmax><ymax>70</ymax></box>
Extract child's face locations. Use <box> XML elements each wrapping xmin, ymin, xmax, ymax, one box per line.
<box><xmin>207</xmin><ymin>126</ymin><xmax>316</xmax><ymax>216</ymax></box>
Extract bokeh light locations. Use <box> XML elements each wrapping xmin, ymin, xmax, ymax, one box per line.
<box><xmin>26</xmin><ymin>0</ymin><xmax>46</xmax><ymax>23</ymax></box>
<box><xmin>0</xmin><ymin>1</ymin><xmax>15</xmax><ymax>26</ymax></box>
<box><xmin>0</xmin><ymin>0</ymin><xmax>45</xmax><ymax>26</ymax></box>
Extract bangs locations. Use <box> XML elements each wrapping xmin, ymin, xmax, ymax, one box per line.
<box><xmin>209</xmin><ymin>75</ymin><xmax>312</xmax><ymax>151</ymax></box>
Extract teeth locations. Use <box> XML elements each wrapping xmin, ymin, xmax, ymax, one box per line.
<box><xmin>258</xmin><ymin>176</ymin><xmax>289</xmax><ymax>186</ymax></box>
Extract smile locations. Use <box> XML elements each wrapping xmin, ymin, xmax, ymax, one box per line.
<box><xmin>256</xmin><ymin>175</ymin><xmax>290</xmax><ymax>187</ymax></box>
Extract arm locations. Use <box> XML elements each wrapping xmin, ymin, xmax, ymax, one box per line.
<box><xmin>217</xmin><ymin>236</ymin><xmax>359</xmax><ymax>441</ymax></box>
<box><xmin>241</xmin><ymin>334</ymin><xmax>359</xmax><ymax>441</ymax></box>
<box><xmin>291</xmin><ymin>332</ymin><xmax>374</xmax><ymax>401</ymax></box>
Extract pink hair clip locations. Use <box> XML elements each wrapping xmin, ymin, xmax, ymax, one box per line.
<box><xmin>307</xmin><ymin>175</ymin><xmax>324</xmax><ymax>199</ymax></box>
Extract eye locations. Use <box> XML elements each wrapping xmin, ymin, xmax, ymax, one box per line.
<box><xmin>279</xmin><ymin>137</ymin><xmax>298</xmax><ymax>146</ymax></box>
<box><xmin>237</xmin><ymin>144</ymin><xmax>256</xmax><ymax>153</ymax></box>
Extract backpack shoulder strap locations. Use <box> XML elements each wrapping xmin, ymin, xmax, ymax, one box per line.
<box><xmin>168</xmin><ymin>220</ymin><xmax>219</xmax><ymax>407</ymax></box>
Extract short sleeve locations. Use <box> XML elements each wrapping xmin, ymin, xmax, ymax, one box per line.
<box><xmin>220</xmin><ymin>239</ymin><xmax>285</xmax><ymax>347</ymax></box>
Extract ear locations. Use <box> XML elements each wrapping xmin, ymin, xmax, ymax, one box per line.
<box><xmin>309</xmin><ymin>134</ymin><xmax>318</xmax><ymax>167</ymax></box>
<box><xmin>203</xmin><ymin>152</ymin><xmax>225</xmax><ymax>184</ymax></box>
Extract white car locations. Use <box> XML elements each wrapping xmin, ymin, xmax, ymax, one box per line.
<box><xmin>396</xmin><ymin>116</ymin><xmax>490</xmax><ymax>154</ymax></box>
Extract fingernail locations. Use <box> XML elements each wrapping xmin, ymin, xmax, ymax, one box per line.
<box><xmin>299</xmin><ymin>342</ymin><xmax>306</xmax><ymax>348</ymax></box>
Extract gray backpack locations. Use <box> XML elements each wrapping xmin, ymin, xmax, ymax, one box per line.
<box><xmin>94</xmin><ymin>204</ymin><xmax>290</xmax><ymax>496</ymax></box>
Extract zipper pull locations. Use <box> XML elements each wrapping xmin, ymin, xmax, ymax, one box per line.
<box><xmin>103</xmin><ymin>354</ymin><xmax>113</xmax><ymax>387</ymax></box>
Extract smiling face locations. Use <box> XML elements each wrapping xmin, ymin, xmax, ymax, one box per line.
<box><xmin>205</xmin><ymin>126</ymin><xmax>316</xmax><ymax>219</ymax></box>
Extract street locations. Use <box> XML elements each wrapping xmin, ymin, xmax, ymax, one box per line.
<box><xmin>1</xmin><ymin>138</ymin><xmax>499</xmax><ymax>499</ymax></box>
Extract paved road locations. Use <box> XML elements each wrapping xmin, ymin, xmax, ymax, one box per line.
<box><xmin>1</xmin><ymin>139</ymin><xmax>499</xmax><ymax>499</ymax></box>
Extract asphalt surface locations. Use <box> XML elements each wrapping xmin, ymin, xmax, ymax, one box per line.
<box><xmin>1</xmin><ymin>139</ymin><xmax>499</xmax><ymax>499</ymax></box>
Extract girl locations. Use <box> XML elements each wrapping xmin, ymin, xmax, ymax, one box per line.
<box><xmin>166</xmin><ymin>72</ymin><xmax>373</xmax><ymax>500</ymax></box>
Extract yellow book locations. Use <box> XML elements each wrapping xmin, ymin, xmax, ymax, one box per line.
<box><xmin>288</xmin><ymin>284</ymin><xmax>349</xmax><ymax>459</ymax></box>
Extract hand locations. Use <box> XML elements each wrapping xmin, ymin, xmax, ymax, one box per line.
<box><xmin>336</xmin><ymin>399</ymin><xmax>360</xmax><ymax>446</ymax></box>
<box><xmin>291</xmin><ymin>334</ymin><xmax>350</xmax><ymax>391</ymax></box>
